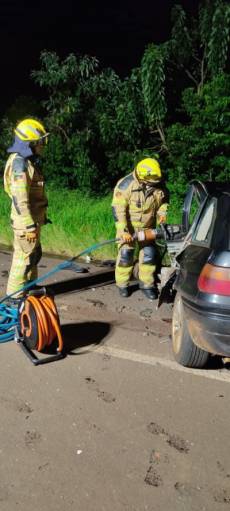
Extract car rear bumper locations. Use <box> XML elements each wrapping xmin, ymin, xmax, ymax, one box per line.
<box><xmin>183</xmin><ymin>299</ymin><xmax>230</xmax><ymax>356</ymax></box>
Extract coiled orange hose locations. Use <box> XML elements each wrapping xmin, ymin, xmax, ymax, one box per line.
<box><xmin>20</xmin><ymin>295</ymin><xmax>63</xmax><ymax>353</ymax></box>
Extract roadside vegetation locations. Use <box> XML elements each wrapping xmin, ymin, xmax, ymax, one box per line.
<box><xmin>0</xmin><ymin>1</ymin><xmax>229</xmax><ymax>257</ymax></box>
<box><xmin>0</xmin><ymin>187</ymin><xmax>181</xmax><ymax>258</ymax></box>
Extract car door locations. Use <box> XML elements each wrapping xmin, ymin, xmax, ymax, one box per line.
<box><xmin>175</xmin><ymin>196</ymin><xmax>217</xmax><ymax>302</ymax></box>
<box><xmin>158</xmin><ymin>181</ymin><xmax>209</xmax><ymax>306</ymax></box>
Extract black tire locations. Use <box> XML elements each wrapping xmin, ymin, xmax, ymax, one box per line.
<box><xmin>172</xmin><ymin>293</ymin><xmax>209</xmax><ymax>368</ymax></box>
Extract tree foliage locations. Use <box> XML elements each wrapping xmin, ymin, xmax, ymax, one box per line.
<box><xmin>31</xmin><ymin>51</ymin><xmax>150</xmax><ymax>193</ymax></box>
<box><xmin>207</xmin><ymin>1</ymin><xmax>230</xmax><ymax>77</ymax></box>
<box><xmin>169</xmin><ymin>0</ymin><xmax>230</xmax><ymax>91</ymax></box>
<box><xmin>1</xmin><ymin>1</ymin><xmax>229</xmax><ymax>200</ymax></box>
<box><xmin>141</xmin><ymin>44</ymin><xmax>167</xmax><ymax>148</ymax></box>
<box><xmin>165</xmin><ymin>73</ymin><xmax>230</xmax><ymax>196</ymax></box>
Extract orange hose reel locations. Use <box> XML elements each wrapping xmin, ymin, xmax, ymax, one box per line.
<box><xmin>19</xmin><ymin>294</ymin><xmax>63</xmax><ymax>354</ymax></box>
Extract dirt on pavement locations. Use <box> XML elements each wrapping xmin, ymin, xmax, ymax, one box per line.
<box><xmin>0</xmin><ymin>249</ymin><xmax>230</xmax><ymax>511</ymax></box>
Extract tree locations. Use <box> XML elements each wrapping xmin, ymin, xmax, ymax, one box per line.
<box><xmin>141</xmin><ymin>45</ymin><xmax>167</xmax><ymax>151</ymax></box>
<box><xmin>5</xmin><ymin>95</ymin><xmax>43</xmax><ymax>124</ymax></box>
<box><xmin>0</xmin><ymin>117</ymin><xmax>14</xmax><ymax>174</ymax></box>
<box><xmin>140</xmin><ymin>0</ymin><xmax>230</xmax><ymax>154</ymax></box>
<box><xmin>165</xmin><ymin>73</ymin><xmax>230</xmax><ymax>195</ymax></box>
<box><xmin>31</xmin><ymin>51</ymin><xmax>148</xmax><ymax>193</ymax></box>
<box><xmin>169</xmin><ymin>0</ymin><xmax>230</xmax><ymax>93</ymax></box>
<box><xmin>27</xmin><ymin>1</ymin><xmax>230</xmax><ymax>195</ymax></box>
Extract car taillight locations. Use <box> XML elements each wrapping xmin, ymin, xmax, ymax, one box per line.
<box><xmin>198</xmin><ymin>263</ymin><xmax>230</xmax><ymax>295</ymax></box>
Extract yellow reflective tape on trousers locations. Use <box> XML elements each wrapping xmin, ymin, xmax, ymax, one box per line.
<box><xmin>139</xmin><ymin>264</ymin><xmax>156</xmax><ymax>271</ymax></box>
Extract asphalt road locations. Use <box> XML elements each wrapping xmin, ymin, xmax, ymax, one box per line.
<box><xmin>0</xmin><ymin>249</ymin><xmax>230</xmax><ymax>511</ymax></box>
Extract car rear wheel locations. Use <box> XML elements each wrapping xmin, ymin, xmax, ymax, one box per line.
<box><xmin>172</xmin><ymin>293</ymin><xmax>209</xmax><ymax>368</ymax></box>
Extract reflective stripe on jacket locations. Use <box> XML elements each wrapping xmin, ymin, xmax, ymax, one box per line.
<box><xmin>4</xmin><ymin>153</ymin><xmax>48</xmax><ymax>230</ymax></box>
<box><xmin>112</xmin><ymin>171</ymin><xmax>169</xmax><ymax>233</ymax></box>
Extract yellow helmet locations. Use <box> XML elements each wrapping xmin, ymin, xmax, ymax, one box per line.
<box><xmin>136</xmin><ymin>158</ymin><xmax>162</xmax><ymax>182</ymax></box>
<box><xmin>14</xmin><ymin>118</ymin><xmax>49</xmax><ymax>143</ymax></box>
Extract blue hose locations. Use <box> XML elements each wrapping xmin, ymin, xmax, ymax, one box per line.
<box><xmin>0</xmin><ymin>303</ymin><xmax>19</xmax><ymax>342</ymax></box>
<box><xmin>0</xmin><ymin>237</ymin><xmax>119</xmax><ymax>343</ymax></box>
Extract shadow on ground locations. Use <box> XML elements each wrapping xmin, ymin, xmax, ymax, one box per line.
<box><xmin>61</xmin><ymin>321</ymin><xmax>111</xmax><ymax>355</ymax></box>
<box><xmin>47</xmin><ymin>268</ymin><xmax>115</xmax><ymax>296</ymax></box>
<box><xmin>206</xmin><ymin>355</ymin><xmax>230</xmax><ymax>370</ymax></box>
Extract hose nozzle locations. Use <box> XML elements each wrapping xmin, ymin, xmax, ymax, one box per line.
<box><xmin>135</xmin><ymin>229</ymin><xmax>157</xmax><ymax>242</ymax></box>
<box><xmin>135</xmin><ymin>224</ymin><xmax>185</xmax><ymax>243</ymax></box>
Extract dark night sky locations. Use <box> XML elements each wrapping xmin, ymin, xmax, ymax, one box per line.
<box><xmin>0</xmin><ymin>0</ymin><xmax>200</xmax><ymax>111</ymax></box>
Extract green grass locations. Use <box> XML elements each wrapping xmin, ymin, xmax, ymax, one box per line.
<box><xmin>0</xmin><ymin>187</ymin><xmax>181</xmax><ymax>259</ymax></box>
<box><xmin>0</xmin><ymin>188</ymin><xmax>12</xmax><ymax>246</ymax></box>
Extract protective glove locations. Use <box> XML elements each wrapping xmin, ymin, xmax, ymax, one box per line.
<box><xmin>25</xmin><ymin>230</ymin><xmax>37</xmax><ymax>243</ymax></box>
<box><xmin>120</xmin><ymin>233</ymin><xmax>133</xmax><ymax>243</ymax></box>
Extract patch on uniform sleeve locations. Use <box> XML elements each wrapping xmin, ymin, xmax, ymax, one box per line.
<box><xmin>12</xmin><ymin>156</ymin><xmax>27</xmax><ymax>174</ymax></box>
<box><xmin>115</xmin><ymin>191</ymin><xmax>122</xmax><ymax>198</ymax></box>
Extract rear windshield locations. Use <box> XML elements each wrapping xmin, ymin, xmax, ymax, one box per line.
<box><xmin>192</xmin><ymin>193</ymin><xmax>230</xmax><ymax>249</ymax></box>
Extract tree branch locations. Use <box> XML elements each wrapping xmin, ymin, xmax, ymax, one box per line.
<box><xmin>198</xmin><ymin>49</ymin><xmax>207</xmax><ymax>94</ymax></box>
<box><xmin>155</xmin><ymin>122</ymin><xmax>170</xmax><ymax>153</ymax></box>
<box><xmin>176</xmin><ymin>62</ymin><xmax>199</xmax><ymax>88</ymax></box>
<box><xmin>184</xmin><ymin>68</ymin><xmax>199</xmax><ymax>87</ymax></box>
<box><xmin>55</xmin><ymin>125</ymin><xmax>69</xmax><ymax>141</ymax></box>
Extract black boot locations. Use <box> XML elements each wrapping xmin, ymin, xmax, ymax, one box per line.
<box><xmin>142</xmin><ymin>288</ymin><xmax>158</xmax><ymax>300</ymax></box>
<box><xmin>118</xmin><ymin>287</ymin><xmax>129</xmax><ymax>298</ymax></box>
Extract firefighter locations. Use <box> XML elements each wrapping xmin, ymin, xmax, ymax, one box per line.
<box><xmin>4</xmin><ymin>118</ymin><xmax>49</xmax><ymax>298</ymax></box>
<box><xmin>112</xmin><ymin>158</ymin><xmax>169</xmax><ymax>300</ymax></box>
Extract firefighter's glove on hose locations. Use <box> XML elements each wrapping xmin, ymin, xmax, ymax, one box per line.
<box><xmin>25</xmin><ymin>230</ymin><xmax>38</xmax><ymax>243</ymax></box>
<box><xmin>120</xmin><ymin>233</ymin><xmax>133</xmax><ymax>244</ymax></box>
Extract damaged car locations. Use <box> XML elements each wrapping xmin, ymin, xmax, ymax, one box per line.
<box><xmin>159</xmin><ymin>181</ymin><xmax>230</xmax><ymax>369</ymax></box>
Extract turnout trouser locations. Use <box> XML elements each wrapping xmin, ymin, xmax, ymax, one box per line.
<box><xmin>115</xmin><ymin>240</ymin><xmax>156</xmax><ymax>289</ymax></box>
<box><xmin>7</xmin><ymin>228</ymin><xmax>42</xmax><ymax>297</ymax></box>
